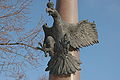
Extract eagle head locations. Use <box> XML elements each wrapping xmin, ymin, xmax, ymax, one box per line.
<box><xmin>46</xmin><ymin>8</ymin><xmax>58</xmax><ymax>17</ymax></box>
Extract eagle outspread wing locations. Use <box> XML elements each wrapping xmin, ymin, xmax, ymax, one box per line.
<box><xmin>66</xmin><ymin>20</ymin><xmax>99</xmax><ymax>48</ymax></box>
<box><xmin>42</xmin><ymin>24</ymin><xmax>55</xmax><ymax>56</ymax></box>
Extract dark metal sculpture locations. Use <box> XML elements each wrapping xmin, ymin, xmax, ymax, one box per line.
<box><xmin>45</xmin><ymin>34</ymin><xmax>81</xmax><ymax>75</ymax></box>
<box><xmin>42</xmin><ymin>1</ymin><xmax>99</xmax><ymax>75</ymax></box>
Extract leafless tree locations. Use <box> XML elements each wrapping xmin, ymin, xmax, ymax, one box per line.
<box><xmin>39</xmin><ymin>75</ymin><xmax>48</xmax><ymax>80</ymax></box>
<box><xmin>0</xmin><ymin>0</ymin><xmax>46</xmax><ymax>80</ymax></box>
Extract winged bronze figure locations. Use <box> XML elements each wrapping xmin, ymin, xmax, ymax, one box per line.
<box><xmin>43</xmin><ymin>8</ymin><xmax>99</xmax><ymax>49</ymax></box>
<box><xmin>42</xmin><ymin>1</ymin><xmax>99</xmax><ymax>75</ymax></box>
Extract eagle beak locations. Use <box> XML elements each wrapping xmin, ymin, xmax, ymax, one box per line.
<box><xmin>46</xmin><ymin>8</ymin><xmax>54</xmax><ymax>15</ymax></box>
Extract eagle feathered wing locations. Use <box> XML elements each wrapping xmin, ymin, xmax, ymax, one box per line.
<box><xmin>42</xmin><ymin>24</ymin><xmax>54</xmax><ymax>47</ymax></box>
<box><xmin>66</xmin><ymin>20</ymin><xmax>99</xmax><ymax>48</ymax></box>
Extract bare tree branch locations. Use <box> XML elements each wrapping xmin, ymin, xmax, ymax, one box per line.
<box><xmin>0</xmin><ymin>0</ymin><xmax>46</xmax><ymax>79</ymax></box>
<box><xmin>0</xmin><ymin>42</ymin><xmax>43</xmax><ymax>51</ymax></box>
<box><xmin>0</xmin><ymin>10</ymin><xmax>21</xmax><ymax>18</ymax></box>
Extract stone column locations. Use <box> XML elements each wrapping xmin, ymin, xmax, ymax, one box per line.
<box><xmin>49</xmin><ymin>0</ymin><xmax>80</xmax><ymax>80</ymax></box>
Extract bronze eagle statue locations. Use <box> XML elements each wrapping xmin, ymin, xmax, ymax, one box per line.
<box><xmin>41</xmin><ymin>1</ymin><xmax>99</xmax><ymax>75</ymax></box>
<box><xmin>43</xmin><ymin>8</ymin><xmax>99</xmax><ymax>50</ymax></box>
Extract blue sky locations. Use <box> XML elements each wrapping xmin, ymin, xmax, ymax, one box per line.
<box><xmin>1</xmin><ymin>0</ymin><xmax>120</xmax><ymax>80</ymax></box>
<box><xmin>30</xmin><ymin>0</ymin><xmax>120</xmax><ymax>80</ymax></box>
<box><xmin>79</xmin><ymin>0</ymin><xmax>120</xmax><ymax>80</ymax></box>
